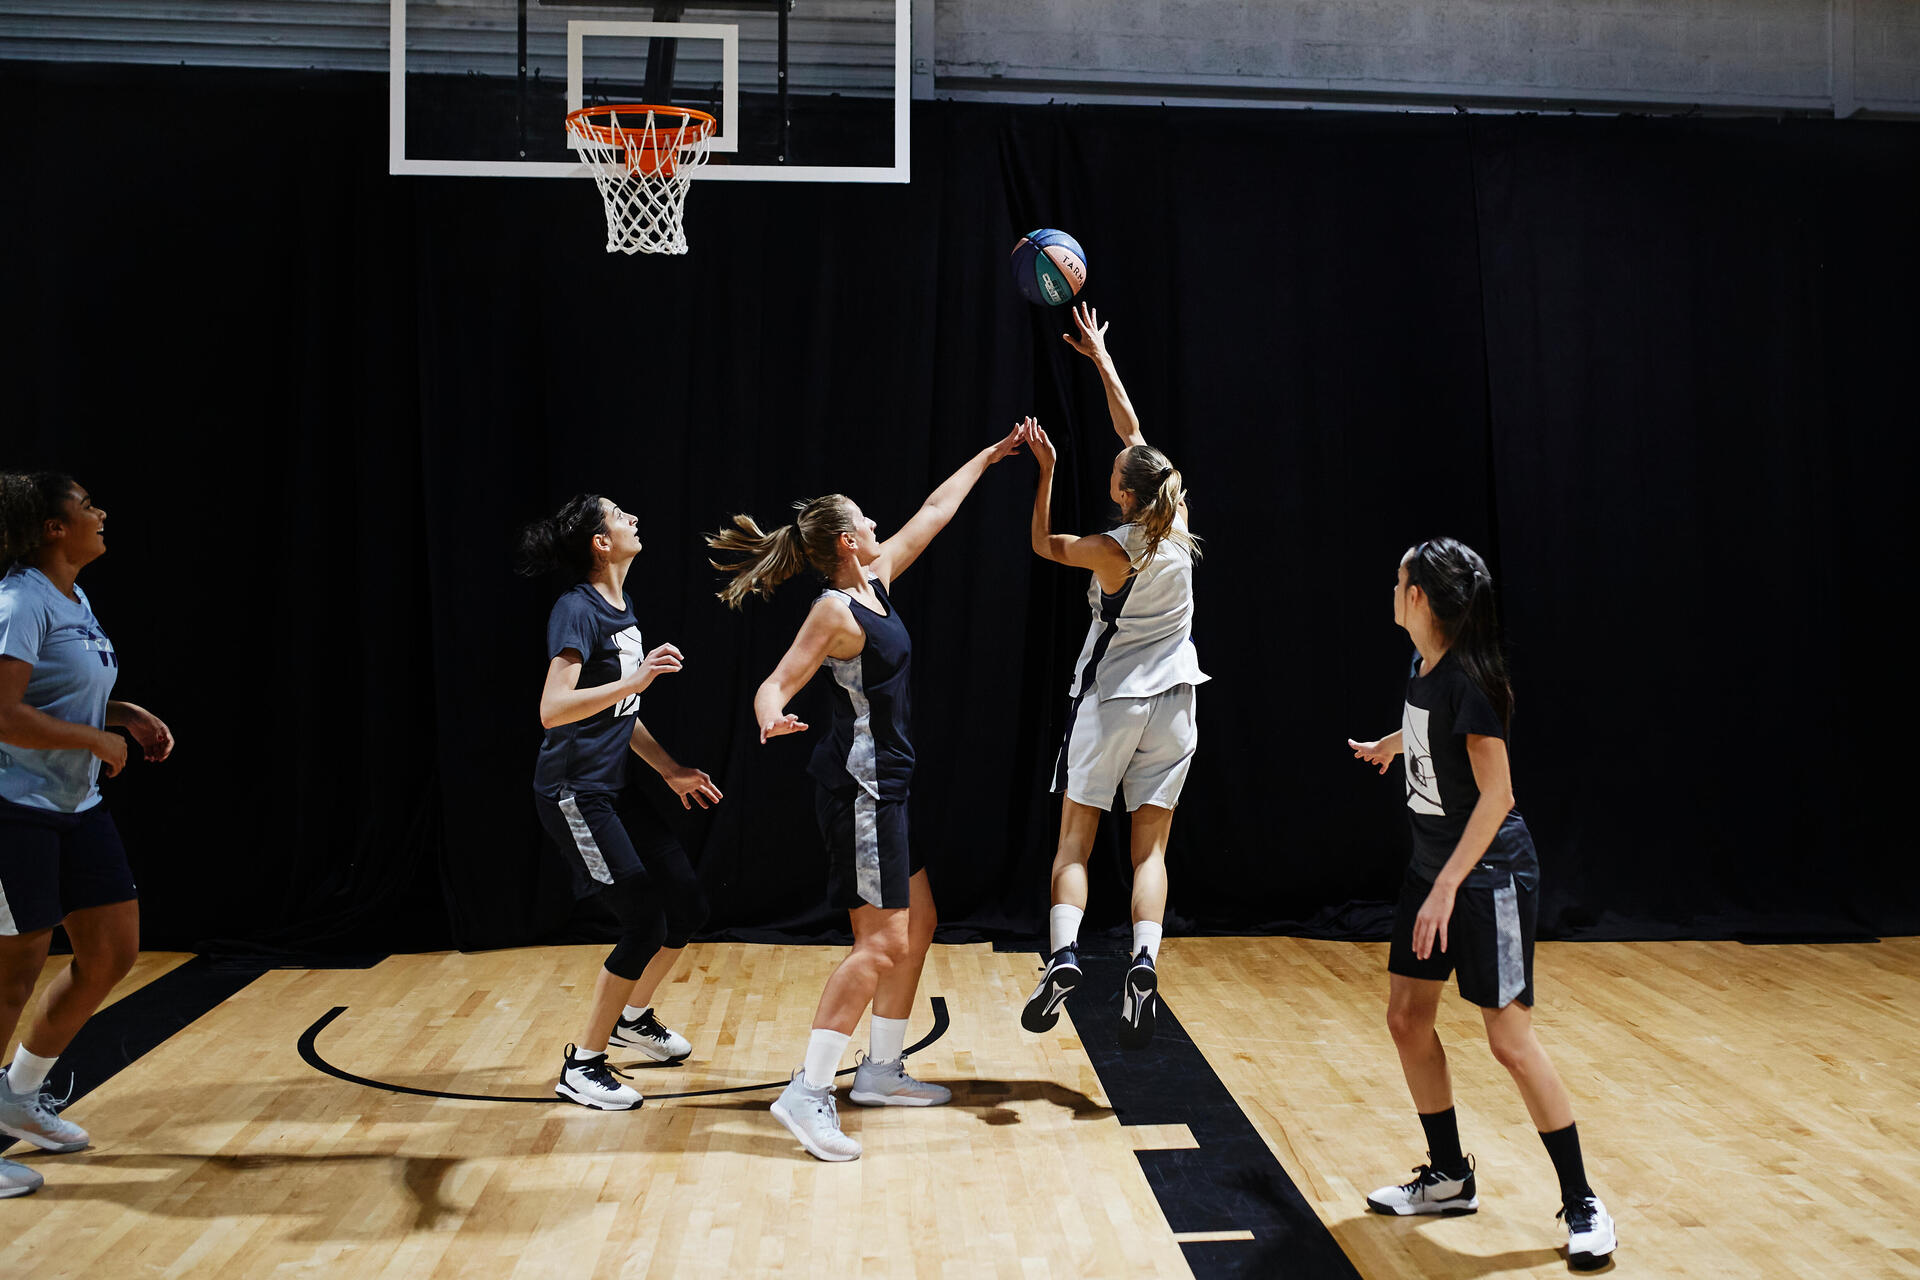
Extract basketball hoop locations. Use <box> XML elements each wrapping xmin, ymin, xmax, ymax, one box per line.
<box><xmin>565</xmin><ymin>104</ymin><xmax>717</xmax><ymax>256</ymax></box>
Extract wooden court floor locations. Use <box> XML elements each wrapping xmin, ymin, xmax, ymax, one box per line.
<box><xmin>3</xmin><ymin>937</ymin><xmax>1918</xmax><ymax>1278</ymax></box>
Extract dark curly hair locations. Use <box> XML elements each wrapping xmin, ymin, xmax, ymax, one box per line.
<box><xmin>0</xmin><ymin>471</ymin><xmax>77</xmax><ymax>571</ymax></box>
<box><xmin>515</xmin><ymin>494</ymin><xmax>610</xmax><ymax>582</ymax></box>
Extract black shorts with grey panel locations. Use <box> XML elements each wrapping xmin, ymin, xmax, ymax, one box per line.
<box><xmin>533</xmin><ymin>789</ymin><xmax>709</xmax><ymax>967</ymax></box>
<box><xmin>815</xmin><ymin>785</ymin><xmax>921</xmax><ymax>911</ymax></box>
<box><xmin>1387</xmin><ymin>849</ymin><xmax>1539</xmax><ymax>1010</ymax></box>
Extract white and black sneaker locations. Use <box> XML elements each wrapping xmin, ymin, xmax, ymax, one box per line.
<box><xmin>1020</xmin><ymin>943</ymin><xmax>1082</xmax><ymax>1033</ymax></box>
<box><xmin>554</xmin><ymin>1044</ymin><xmax>643</xmax><ymax>1111</ymax></box>
<box><xmin>1117</xmin><ymin>948</ymin><xmax>1159</xmax><ymax>1049</ymax></box>
<box><xmin>1560</xmin><ymin>1194</ymin><xmax>1617</xmax><ymax>1271</ymax></box>
<box><xmin>1366</xmin><ymin>1156</ymin><xmax>1479</xmax><ymax>1216</ymax></box>
<box><xmin>609</xmin><ymin>1009</ymin><xmax>692</xmax><ymax>1063</ymax></box>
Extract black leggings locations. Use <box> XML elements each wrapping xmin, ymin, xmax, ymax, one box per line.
<box><xmin>599</xmin><ymin>840</ymin><xmax>710</xmax><ymax>979</ymax></box>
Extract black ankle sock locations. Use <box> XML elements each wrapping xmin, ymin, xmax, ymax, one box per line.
<box><xmin>1418</xmin><ymin>1107</ymin><xmax>1467</xmax><ymax>1175</ymax></box>
<box><xmin>1539</xmin><ymin>1122</ymin><xmax>1593</xmax><ymax>1206</ymax></box>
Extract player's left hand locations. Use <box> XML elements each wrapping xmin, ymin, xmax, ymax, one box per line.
<box><xmin>664</xmin><ymin>765</ymin><xmax>723</xmax><ymax>810</ymax></box>
<box><xmin>1413</xmin><ymin>884</ymin><xmax>1454</xmax><ymax>960</ymax></box>
<box><xmin>126</xmin><ymin>707</ymin><xmax>175</xmax><ymax>763</ymax></box>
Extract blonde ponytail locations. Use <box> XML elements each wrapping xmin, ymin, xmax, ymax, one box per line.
<box><xmin>1116</xmin><ymin>446</ymin><xmax>1200</xmax><ymax>571</ymax></box>
<box><xmin>707</xmin><ymin>494</ymin><xmax>858</xmax><ymax>609</ymax></box>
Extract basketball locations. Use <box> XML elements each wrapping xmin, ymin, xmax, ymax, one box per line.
<box><xmin>1010</xmin><ymin>228</ymin><xmax>1088</xmax><ymax>306</ymax></box>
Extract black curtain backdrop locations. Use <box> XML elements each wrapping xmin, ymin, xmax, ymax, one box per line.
<box><xmin>5</xmin><ymin>62</ymin><xmax>1915</xmax><ymax>955</ymax></box>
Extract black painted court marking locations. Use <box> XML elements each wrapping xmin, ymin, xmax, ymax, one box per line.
<box><xmin>2</xmin><ymin>955</ymin><xmax>266</xmax><ymax>1157</ymax></box>
<box><xmin>1008</xmin><ymin>945</ymin><xmax>1363</xmax><ymax>1280</ymax></box>
<box><xmin>298</xmin><ymin>996</ymin><xmax>951</xmax><ymax>1103</ymax></box>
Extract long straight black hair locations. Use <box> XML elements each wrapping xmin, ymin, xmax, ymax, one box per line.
<box><xmin>1404</xmin><ymin>536</ymin><xmax>1513</xmax><ymax>733</ymax></box>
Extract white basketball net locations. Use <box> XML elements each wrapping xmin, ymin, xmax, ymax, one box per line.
<box><xmin>566</xmin><ymin>108</ymin><xmax>713</xmax><ymax>256</ymax></box>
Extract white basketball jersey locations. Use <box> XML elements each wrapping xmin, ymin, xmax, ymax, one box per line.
<box><xmin>1066</xmin><ymin>521</ymin><xmax>1209</xmax><ymax>702</ymax></box>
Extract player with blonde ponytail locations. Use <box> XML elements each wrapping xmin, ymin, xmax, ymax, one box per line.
<box><xmin>707</xmin><ymin>421</ymin><xmax>1028</xmax><ymax>1161</ymax></box>
<box><xmin>1019</xmin><ymin>303</ymin><xmax>1208</xmax><ymax>1050</ymax></box>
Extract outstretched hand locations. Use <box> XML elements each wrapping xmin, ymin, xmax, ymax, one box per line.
<box><xmin>760</xmin><ymin>712</ymin><xmax>808</xmax><ymax>744</ymax></box>
<box><xmin>1025</xmin><ymin>418</ymin><xmax>1057</xmax><ymax>470</ymax></box>
<box><xmin>1347</xmin><ymin>738</ymin><xmax>1395</xmax><ymax>774</ymax></box>
<box><xmin>1061</xmin><ymin>301</ymin><xmax>1110</xmax><ymax>360</ymax></box>
<box><xmin>985</xmin><ymin>418</ymin><xmax>1029</xmax><ymax>464</ymax></box>
<box><xmin>664</xmin><ymin>764</ymin><xmax>724</xmax><ymax>810</ymax></box>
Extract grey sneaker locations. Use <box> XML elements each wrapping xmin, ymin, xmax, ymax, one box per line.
<box><xmin>770</xmin><ymin>1071</ymin><xmax>862</xmax><ymax>1161</ymax></box>
<box><xmin>0</xmin><ymin>1075</ymin><xmax>89</xmax><ymax>1153</ymax></box>
<box><xmin>1</xmin><ymin>1157</ymin><xmax>43</xmax><ymax>1198</ymax></box>
<box><xmin>849</xmin><ymin>1052</ymin><xmax>951</xmax><ymax>1107</ymax></box>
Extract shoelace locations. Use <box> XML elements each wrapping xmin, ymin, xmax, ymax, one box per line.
<box><xmin>580</xmin><ymin>1058</ymin><xmax>633</xmax><ymax>1091</ymax></box>
<box><xmin>1399</xmin><ymin>1164</ymin><xmax>1446</xmax><ymax>1194</ymax></box>
<box><xmin>1557</xmin><ymin>1199</ymin><xmax>1597</xmax><ymax>1232</ymax></box>
<box><xmin>634</xmin><ymin>1012</ymin><xmax>669</xmax><ymax>1040</ymax></box>
<box><xmin>28</xmin><ymin>1077</ymin><xmax>76</xmax><ymax>1121</ymax></box>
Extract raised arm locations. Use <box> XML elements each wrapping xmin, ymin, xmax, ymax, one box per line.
<box><xmin>873</xmin><ymin>420</ymin><xmax>1027</xmax><ymax>586</ymax></box>
<box><xmin>1025</xmin><ymin>420</ymin><xmax>1133</xmax><ymax>595</ymax></box>
<box><xmin>1062</xmin><ymin>302</ymin><xmax>1145</xmax><ymax>448</ymax></box>
<box><xmin>753</xmin><ymin>598</ymin><xmax>862</xmax><ymax>743</ymax></box>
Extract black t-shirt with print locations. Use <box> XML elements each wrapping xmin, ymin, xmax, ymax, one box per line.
<box><xmin>533</xmin><ymin>584</ymin><xmax>645</xmax><ymax>799</ymax></box>
<box><xmin>1400</xmin><ymin>650</ymin><xmax>1531</xmax><ymax>879</ymax></box>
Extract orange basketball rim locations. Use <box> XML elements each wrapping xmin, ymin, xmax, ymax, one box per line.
<box><xmin>564</xmin><ymin>104</ymin><xmax>716</xmax><ymax>177</ymax></box>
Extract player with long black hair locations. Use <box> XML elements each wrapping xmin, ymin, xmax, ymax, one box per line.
<box><xmin>0</xmin><ymin>472</ymin><xmax>174</xmax><ymax>1198</ymax></box>
<box><xmin>1346</xmin><ymin>537</ymin><xmax>1616</xmax><ymax>1272</ymax></box>
<box><xmin>707</xmin><ymin>420</ymin><xmax>1026</xmax><ymax>1161</ymax></box>
<box><xmin>518</xmin><ymin>494</ymin><xmax>722</xmax><ymax>1111</ymax></box>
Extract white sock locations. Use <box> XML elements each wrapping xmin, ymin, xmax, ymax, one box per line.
<box><xmin>574</xmin><ymin>1046</ymin><xmax>607</xmax><ymax>1062</ymax></box>
<box><xmin>622</xmin><ymin>1004</ymin><xmax>652</xmax><ymax>1023</ymax></box>
<box><xmin>6</xmin><ymin>1047</ymin><xmax>55</xmax><ymax>1095</ymax></box>
<box><xmin>1049</xmin><ymin>904</ymin><xmax>1085</xmax><ymax>954</ymax></box>
<box><xmin>802</xmin><ymin>1028</ymin><xmax>850</xmax><ymax>1090</ymax></box>
<box><xmin>1132</xmin><ymin>920</ymin><xmax>1163</xmax><ymax>961</ymax></box>
<box><xmin>869</xmin><ymin>1016</ymin><xmax>908</xmax><ymax>1064</ymax></box>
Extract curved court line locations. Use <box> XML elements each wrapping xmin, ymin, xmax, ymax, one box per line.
<box><xmin>297</xmin><ymin>997</ymin><xmax>951</xmax><ymax>1104</ymax></box>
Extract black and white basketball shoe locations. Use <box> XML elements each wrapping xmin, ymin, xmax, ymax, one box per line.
<box><xmin>554</xmin><ymin>1044</ymin><xmax>643</xmax><ymax>1110</ymax></box>
<box><xmin>1020</xmin><ymin>943</ymin><xmax>1083</xmax><ymax>1032</ymax></box>
<box><xmin>1365</xmin><ymin>1157</ymin><xmax>1479</xmax><ymax>1216</ymax></box>
<box><xmin>1560</xmin><ymin>1194</ymin><xmax>1617</xmax><ymax>1271</ymax></box>
<box><xmin>1117</xmin><ymin>948</ymin><xmax>1159</xmax><ymax>1049</ymax></box>
<box><xmin>609</xmin><ymin>1009</ymin><xmax>692</xmax><ymax>1063</ymax></box>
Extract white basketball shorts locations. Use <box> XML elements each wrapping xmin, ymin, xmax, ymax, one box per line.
<box><xmin>1051</xmin><ymin>683</ymin><xmax>1198</xmax><ymax>813</ymax></box>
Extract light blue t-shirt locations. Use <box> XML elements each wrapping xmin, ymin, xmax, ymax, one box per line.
<box><xmin>0</xmin><ymin>565</ymin><xmax>119</xmax><ymax>812</ymax></box>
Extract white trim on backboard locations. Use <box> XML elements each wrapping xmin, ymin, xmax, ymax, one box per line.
<box><xmin>389</xmin><ymin>0</ymin><xmax>910</xmax><ymax>182</ymax></box>
<box><xmin>565</xmin><ymin>21</ymin><xmax>738</xmax><ymax>155</ymax></box>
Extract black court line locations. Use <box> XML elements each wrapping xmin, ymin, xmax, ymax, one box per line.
<box><xmin>1012</xmin><ymin>946</ymin><xmax>1364</xmax><ymax>1280</ymax></box>
<box><xmin>298</xmin><ymin>996</ymin><xmax>951</xmax><ymax>1103</ymax></box>
<box><xmin>3</xmin><ymin>954</ymin><xmax>267</xmax><ymax>1156</ymax></box>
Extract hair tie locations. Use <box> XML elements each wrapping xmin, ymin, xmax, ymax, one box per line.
<box><xmin>1157</xmin><ymin>466</ymin><xmax>1173</xmax><ymax>482</ymax></box>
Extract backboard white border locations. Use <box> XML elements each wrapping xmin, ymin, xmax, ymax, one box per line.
<box><xmin>389</xmin><ymin>0</ymin><xmax>910</xmax><ymax>182</ymax></box>
<box><xmin>564</xmin><ymin>21</ymin><xmax>738</xmax><ymax>155</ymax></box>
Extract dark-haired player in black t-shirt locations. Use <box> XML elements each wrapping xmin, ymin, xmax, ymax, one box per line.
<box><xmin>518</xmin><ymin>494</ymin><xmax>723</xmax><ymax>1111</ymax></box>
<box><xmin>1346</xmin><ymin>537</ymin><xmax>1616</xmax><ymax>1272</ymax></box>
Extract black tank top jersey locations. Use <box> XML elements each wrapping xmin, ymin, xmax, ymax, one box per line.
<box><xmin>807</xmin><ymin>577</ymin><xmax>914</xmax><ymax>800</ymax></box>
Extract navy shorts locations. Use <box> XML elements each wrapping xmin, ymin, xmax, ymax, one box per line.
<box><xmin>0</xmin><ymin>797</ymin><xmax>139</xmax><ymax>936</ymax></box>
<box><xmin>534</xmin><ymin>788</ymin><xmax>681</xmax><ymax>898</ymax></box>
<box><xmin>1387</xmin><ymin>856</ymin><xmax>1539</xmax><ymax>1010</ymax></box>
<box><xmin>816</xmin><ymin>786</ymin><xmax>921</xmax><ymax>911</ymax></box>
